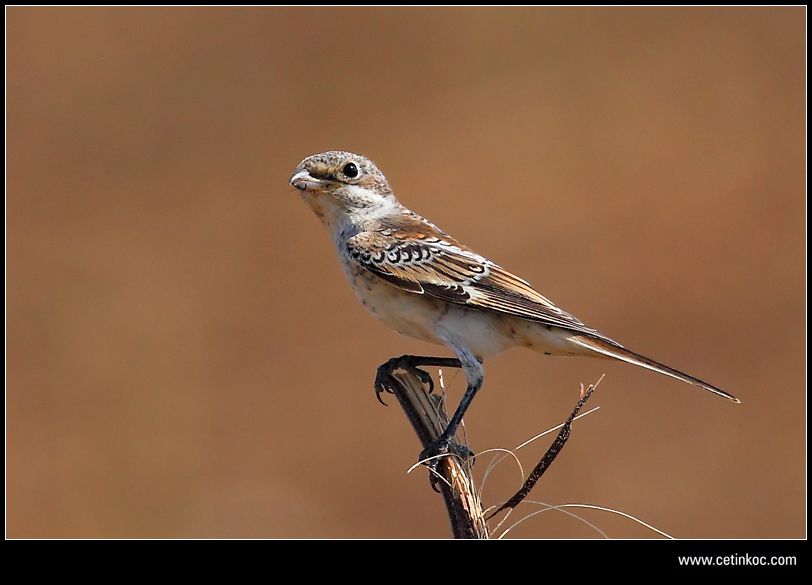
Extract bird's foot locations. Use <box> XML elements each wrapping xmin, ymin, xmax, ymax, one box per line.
<box><xmin>419</xmin><ymin>437</ymin><xmax>475</xmax><ymax>469</ymax></box>
<box><xmin>374</xmin><ymin>355</ymin><xmax>435</xmax><ymax>405</ymax></box>
<box><xmin>419</xmin><ymin>437</ymin><xmax>475</xmax><ymax>491</ymax></box>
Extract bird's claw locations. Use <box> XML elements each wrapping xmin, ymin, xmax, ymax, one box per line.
<box><xmin>373</xmin><ymin>358</ymin><xmax>399</xmax><ymax>405</ymax></box>
<box><xmin>373</xmin><ymin>356</ymin><xmax>436</xmax><ymax>405</ymax></box>
<box><xmin>413</xmin><ymin>366</ymin><xmax>435</xmax><ymax>393</ymax></box>
<box><xmin>419</xmin><ymin>437</ymin><xmax>476</xmax><ymax>491</ymax></box>
<box><xmin>420</xmin><ymin>437</ymin><xmax>475</xmax><ymax>462</ymax></box>
<box><xmin>418</xmin><ymin>436</ymin><xmax>476</xmax><ymax>490</ymax></box>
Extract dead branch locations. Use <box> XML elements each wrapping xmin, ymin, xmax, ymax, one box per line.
<box><xmin>382</xmin><ymin>363</ymin><xmax>488</xmax><ymax>539</ymax></box>
<box><xmin>378</xmin><ymin>357</ymin><xmax>600</xmax><ymax>538</ymax></box>
<box><xmin>487</xmin><ymin>380</ymin><xmax>600</xmax><ymax>520</ymax></box>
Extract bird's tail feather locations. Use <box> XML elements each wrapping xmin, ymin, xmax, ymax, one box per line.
<box><xmin>569</xmin><ymin>334</ymin><xmax>740</xmax><ymax>403</ymax></box>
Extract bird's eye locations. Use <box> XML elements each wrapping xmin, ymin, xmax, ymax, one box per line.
<box><xmin>342</xmin><ymin>162</ymin><xmax>359</xmax><ymax>179</ymax></box>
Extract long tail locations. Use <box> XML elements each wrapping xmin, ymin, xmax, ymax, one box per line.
<box><xmin>569</xmin><ymin>335</ymin><xmax>740</xmax><ymax>403</ymax></box>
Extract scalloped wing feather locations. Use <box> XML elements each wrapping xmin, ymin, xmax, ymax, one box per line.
<box><xmin>345</xmin><ymin>226</ymin><xmax>612</xmax><ymax>341</ymax></box>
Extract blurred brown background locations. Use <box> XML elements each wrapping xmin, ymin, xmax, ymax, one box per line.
<box><xmin>7</xmin><ymin>7</ymin><xmax>805</xmax><ymax>538</ymax></box>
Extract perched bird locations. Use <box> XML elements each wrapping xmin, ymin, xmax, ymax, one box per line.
<box><xmin>289</xmin><ymin>151</ymin><xmax>738</xmax><ymax>461</ymax></box>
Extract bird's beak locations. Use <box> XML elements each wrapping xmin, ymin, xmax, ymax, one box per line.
<box><xmin>289</xmin><ymin>170</ymin><xmax>324</xmax><ymax>192</ymax></box>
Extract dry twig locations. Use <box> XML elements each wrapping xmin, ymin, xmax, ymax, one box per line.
<box><xmin>376</xmin><ymin>357</ymin><xmax>602</xmax><ymax>538</ymax></box>
<box><xmin>486</xmin><ymin>378</ymin><xmax>601</xmax><ymax>520</ymax></box>
<box><xmin>377</xmin><ymin>357</ymin><xmax>488</xmax><ymax>539</ymax></box>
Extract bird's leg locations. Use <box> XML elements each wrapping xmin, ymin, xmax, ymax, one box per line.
<box><xmin>418</xmin><ymin>379</ymin><xmax>481</xmax><ymax>463</ymax></box>
<box><xmin>373</xmin><ymin>354</ymin><xmax>462</xmax><ymax>405</ymax></box>
<box><xmin>419</xmin><ymin>348</ymin><xmax>483</xmax><ymax>464</ymax></box>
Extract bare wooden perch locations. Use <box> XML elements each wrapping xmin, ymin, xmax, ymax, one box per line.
<box><xmin>382</xmin><ymin>363</ymin><xmax>488</xmax><ymax>539</ymax></box>
<box><xmin>376</xmin><ymin>356</ymin><xmax>602</xmax><ymax>539</ymax></box>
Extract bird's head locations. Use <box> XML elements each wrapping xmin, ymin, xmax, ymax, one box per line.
<box><xmin>289</xmin><ymin>151</ymin><xmax>396</xmax><ymax>224</ymax></box>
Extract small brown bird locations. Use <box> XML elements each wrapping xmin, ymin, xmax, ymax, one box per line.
<box><xmin>290</xmin><ymin>151</ymin><xmax>738</xmax><ymax>461</ymax></box>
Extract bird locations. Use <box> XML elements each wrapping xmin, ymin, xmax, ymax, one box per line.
<box><xmin>289</xmin><ymin>150</ymin><xmax>739</xmax><ymax>462</ymax></box>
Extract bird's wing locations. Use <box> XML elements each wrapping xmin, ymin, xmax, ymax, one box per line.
<box><xmin>346</xmin><ymin>225</ymin><xmax>611</xmax><ymax>340</ymax></box>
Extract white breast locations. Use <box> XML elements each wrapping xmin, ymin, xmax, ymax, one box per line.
<box><xmin>338</xmin><ymin>255</ymin><xmax>444</xmax><ymax>343</ymax></box>
<box><xmin>337</xmin><ymin>251</ymin><xmax>519</xmax><ymax>357</ymax></box>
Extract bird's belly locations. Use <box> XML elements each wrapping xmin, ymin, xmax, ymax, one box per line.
<box><xmin>343</xmin><ymin>263</ymin><xmax>445</xmax><ymax>344</ymax></box>
<box><xmin>341</xmin><ymin>261</ymin><xmax>517</xmax><ymax>356</ymax></box>
<box><xmin>433</xmin><ymin>304</ymin><xmax>519</xmax><ymax>357</ymax></box>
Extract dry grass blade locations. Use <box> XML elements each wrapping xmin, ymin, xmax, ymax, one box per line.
<box><xmin>486</xmin><ymin>377</ymin><xmax>603</xmax><ymax>520</ymax></box>
<box><xmin>496</xmin><ymin>501</ymin><xmax>674</xmax><ymax>539</ymax></box>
